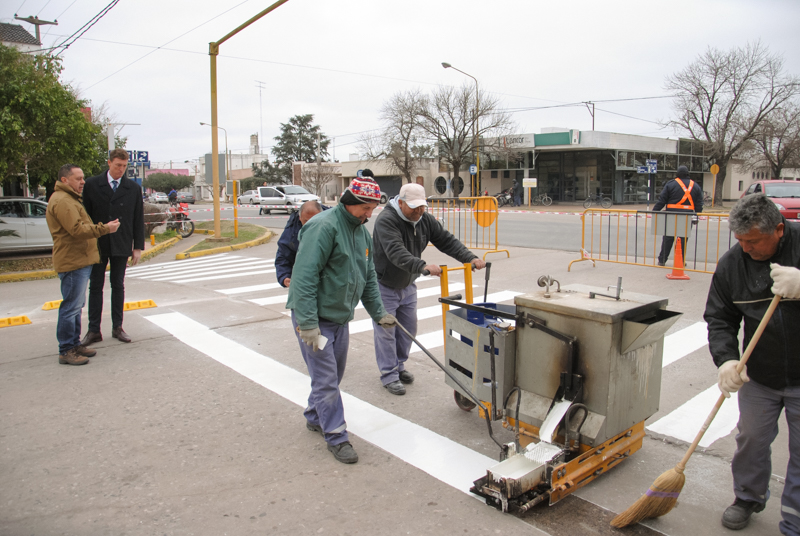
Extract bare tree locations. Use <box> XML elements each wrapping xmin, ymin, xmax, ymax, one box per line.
<box><xmin>418</xmin><ymin>84</ymin><xmax>514</xmax><ymax>196</ymax></box>
<box><xmin>360</xmin><ymin>89</ymin><xmax>434</xmax><ymax>183</ymax></box>
<box><xmin>666</xmin><ymin>42</ymin><xmax>798</xmax><ymax>200</ymax></box>
<box><xmin>301</xmin><ymin>163</ymin><xmax>340</xmax><ymax>197</ymax></box>
<box><xmin>739</xmin><ymin>101</ymin><xmax>800</xmax><ymax>179</ymax></box>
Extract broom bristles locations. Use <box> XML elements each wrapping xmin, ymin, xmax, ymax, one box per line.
<box><xmin>610</xmin><ymin>467</ymin><xmax>686</xmax><ymax>528</ymax></box>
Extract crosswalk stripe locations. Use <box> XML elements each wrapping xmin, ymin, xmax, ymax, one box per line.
<box><xmin>172</xmin><ymin>268</ymin><xmax>277</xmax><ymax>284</ymax></box>
<box><xmin>646</xmin><ymin>384</ymin><xmax>739</xmax><ymax>447</ymax></box>
<box><xmin>147</xmin><ymin>262</ymin><xmax>275</xmax><ymax>282</ymax></box>
<box><xmin>127</xmin><ymin>253</ymin><xmax>236</xmax><ymax>273</ymax></box>
<box><xmin>354</xmin><ymin>283</ymin><xmax>468</xmax><ymax>310</ymax></box>
<box><xmin>662</xmin><ymin>322</ymin><xmax>708</xmax><ymax>367</ymax></box>
<box><xmin>250</xmin><ymin>294</ymin><xmax>289</xmax><ymax>306</ymax></box>
<box><xmin>139</xmin><ymin>259</ymin><xmax>273</xmax><ymax>280</ymax></box>
<box><xmin>129</xmin><ymin>256</ymin><xmax>265</xmax><ymax>278</ymax></box>
<box><xmin>219</xmin><ymin>282</ymin><xmax>283</xmax><ymax>295</ymax></box>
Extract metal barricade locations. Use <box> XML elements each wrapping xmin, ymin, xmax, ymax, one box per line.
<box><xmin>568</xmin><ymin>209</ymin><xmax>733</xmax><ymax>274</ymax></box>
<box><xmin>427</xmin><ymin>196</ymin><xmax>510</xmax><ymax>260</ymax></box>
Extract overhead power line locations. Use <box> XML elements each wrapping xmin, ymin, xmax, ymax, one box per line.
<box><xmin>53</xmin><ymin>0</ymin><xmax>121</xmax><ymax>57</ymax></box>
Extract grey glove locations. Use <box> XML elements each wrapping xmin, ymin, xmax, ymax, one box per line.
<box><xmin>378</xmin><ymin>314</ymin><xmax>398</xmax><ymax>328</ymax></box>
<box><xmin>299</xmin><ymin>327</ymin><xmax>321</xmax><ymax>351</ymax></box>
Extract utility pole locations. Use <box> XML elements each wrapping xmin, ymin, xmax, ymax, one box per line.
<box><xmin>14</xmin><ymin>14</ymin><xmax>57</xmax><ymax>44</ymax></box>
<box><xmin>584</xmin><ymin>102</ymin><xmax>595</xmax><ymax>130</ymax></box>
<box><xmin>106</xmin><ymin>122</ymin><xmax>140</xmax><ymax>156</ymax></box>
<box><xmin>255</xmin><ymin>80</ymin><xmax>266</xmax><ymax>152</ymax></box>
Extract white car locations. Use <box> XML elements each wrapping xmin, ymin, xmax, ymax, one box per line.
<box><xmin>0</xmin><ymin>198</ymin><xmax>53</xmax><ymax>251</ymax></box>
<box><xmin>237</xmin><ymin>190</ymin><xmax>262</xmax><ymax>205</ymax></box>
<box><xmin>257</xmin><ymin>185</ymin><xmax>319</xmax><ymax>214</ymax></box>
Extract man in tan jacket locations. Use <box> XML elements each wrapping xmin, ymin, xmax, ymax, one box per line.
<box><xmin>46</xmin><ymin>164</ymin><xmax>119</xmax><ymax>365</ymax></box>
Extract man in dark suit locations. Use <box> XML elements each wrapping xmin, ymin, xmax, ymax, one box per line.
<box><xmin>80</xmin><ymin>148</ymin><xmax>145</xmax><ymax>345</ymax></box>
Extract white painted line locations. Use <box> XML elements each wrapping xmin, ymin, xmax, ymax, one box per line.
<box><xmin>662</xmin><ymin>322</ymin><xmax>708</xmax><ymax>367</ymax></box>
<box><xmin>349</xmin><ymin>291</ymin><xmax>521</xmax><ymax>334</ymax></box>
<box><xmin>145</xmin><ymin>312</ymin><xmax>494</xmax><ymax>494</ymax></box>
<box><xmin>354</xmin><ymin>283</ymin><xmax>468</xmax><ymax>310</ymax></box>
<box><xmin>175</xmin><ymin>268</ymin><xmax>277</xmax><ymax>284</ymax></box>
<box><xmin>130</xmin><ymin>256</ymin><xmax>267</xmax><ymax>278</ymax></box>
<box><xmin>218</xmin><ymin>282</ymin><xmax>282</xmax><ymax>295</ymax></box>
<box><xmin>148</xmin><ymin>263</ymin><xmax>275</xmax><ymax>282</ymax></box>
<box><xmin>140</xmin><ymin>259</ymin><xmax>274</xmax><ymax>280</ymax></box>
<box><xmin>249</xmin><ymin>294</ymin><xmax>288</xmax><ymax>306</ymax></box>
<box><xmin>127</xmin><ymin>253</ymin><xmax>236</xmax><ymax>273</ymax></box>
<box><xmin>646</xmin><ymin>384</ymin><xmax>739</xmax><ymax>447</ymax></box>
<box><xmin>410</xmin><ymin>330</ymin><xmax>445</xmax><ymax>354</ymax></box>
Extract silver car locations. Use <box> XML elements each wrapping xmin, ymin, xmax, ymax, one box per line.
<box><xmin>0</xmin><ymin>197</ymin><xmax>53</xmax><ymax>251</ymax></box>
<box><xmin>257</xmin><ymin>185</ymin><xmax>319</xmax><ymax>214</ymax></box>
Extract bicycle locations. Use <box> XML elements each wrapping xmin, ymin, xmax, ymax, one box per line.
<box><xmin>584</xmin><ymin>193</ymin><xmax>612</xmax><ymax>209</ymax></box>
<box><xmin>703</xmin><ymin>191</ymin><xmax>713</xmax><ymax>206</ymax></box>
<box><xmin>531</xmin><ymin>192</ymin><xmax>553</xmax><ymax>206</ymax></box>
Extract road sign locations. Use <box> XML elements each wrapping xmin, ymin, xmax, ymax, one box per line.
<box><xmin>710</xmin><ymin>164</ymin><xmax>720</xmax><ymax>175</ymax></box>
<box><xmin>637</xmin><ymin>166</ymin><xmax>649</xmax><ymax>174</ymax></box>
<box><xmin>357</xmin><ymin>169</ymin><xmax>363</xmax><ymax>178</ymax></box>
<box><xmin>126</xmin><ymin>150</ymin><xmax>149</xmax><ymax>163</ymax></box>
<box><xmin>469</xmin><ymin>164</ymin><xmax>477</xmax><ymax>175</ymax></box>
<box><xmin>646</xmin><ymin>159</ymin><xmax>658</xmax><ymax>174</ymax></box>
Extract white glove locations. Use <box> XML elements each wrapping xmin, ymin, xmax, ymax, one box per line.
<box><xmin>378</xmin><ymin>314</ymin><xmax>397</xmax><ymax>328</ymax></box>
<box><xmin>718</xmin><ymin>360</ymin><xmax>749</xmax><ymax>398</ymax></box>
<box><xmin>299</xmin><ymin>327</ymin><xmax>321</xmax><ymax>352</ymax></box>
<box><xmin>770</xmin><ymin>263</ymin><xmax>800</xmax><ymax>299</ymax></box>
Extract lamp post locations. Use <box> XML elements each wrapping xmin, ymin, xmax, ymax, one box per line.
<box><xmin>201</xmin><ymin>122</ymin><xmax>237</xmax><ymax>237</ymax></box>
<box><xmin>208</xmin><ymin>0</ymin><xmax>290</xmax><ymax>239</ymax></box>
<box><xmin>442</xmin><ymin>62</ymin><xmax>479</xmax><ymax>197</ymax></box>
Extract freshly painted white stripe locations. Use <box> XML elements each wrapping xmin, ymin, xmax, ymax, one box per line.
<box><xmin>140</xmin><ymin>259</ymin><xmax>273</xmax><ymax>280</ymax></box>
<box><xmin>249</xmin><ymin>294</ymin><xmax>289</xmax><ymax>306</ymax></box>
<box><xmin>175</xmin><ymin>268</ymin><xmax>277</xmax><ymax>284</ymax></box>
<box><xmin>410</xmin><ymin>330</ymin><xmax>446</xmax><ymax>354</ymax></box>
<box><xmin>145</xmin><ymin>312</ymin><xmax>494</xmax><ymax>494</ymax></box>
<box><xmin>646</xmin><ymin>384</ymin><xmax>739</xmax><ymax>447</ymax></box>
<box><xmin>662</xmin><ymin>322</ymin><xmax>709</xmax><ymax>367</ymax></box>
<box><xmin>148</xmin><ymin>263</ymin><xmax>275</xmax><ymax>282</ymax></box>
<box><xmin>129</xmin><ymin>257</ymin><xmax>267</xmax><ymax>277</ymax></box>
<box><xmin>349</xmin><ymin>290</ymin><xmax>521</xmax><ymax>334</ymax></box>
<box><xmin>354</xmin><ymin>283</ymin><xmax>468</xmax><ymax>310</ymax></box>
<box><xmin>127</xmin><ymin>253</ymin><xmax>235</xmax><ymax>273</ymax></box>
<box><xmin>218</xmin><ymin>282</ymin><xmax>282</xmax><ymax>295</ymax></box>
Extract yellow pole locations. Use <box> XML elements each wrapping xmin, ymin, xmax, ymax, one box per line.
<box><xmin>440</xmin><ymin>265</ymin><xmax>449</xmax><ymax>338</ymax></box>
<box><xmin>464</xmin><ymin>263</ymin><xmax>474</xmax><ymax>304</ymax></box>
<box><xmin>233</xmin><ymin>180</ymin><xmax>239</xmax><ymax>237</ymax></box>
<box><xmin>712</xmin><ymin>173</ymin><xmax>717</xmax><ymax>207</ymax></box>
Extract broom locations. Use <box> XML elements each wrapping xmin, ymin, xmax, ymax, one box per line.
<box><xmin>610</xmin><ymin>294</ymin><xmax>781</xmax><ymax>528</ymax></box>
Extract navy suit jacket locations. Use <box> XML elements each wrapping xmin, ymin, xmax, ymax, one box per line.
<box><xmin>83</xmin><ymin>172</ymin><xmax>145</xmax><ymax>257</ymax></box>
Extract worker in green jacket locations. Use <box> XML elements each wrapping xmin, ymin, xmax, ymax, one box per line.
<box><xmin>287</xmin><ymin>175</ymin><xmax>396</xmax><ymax>464</ymax></box>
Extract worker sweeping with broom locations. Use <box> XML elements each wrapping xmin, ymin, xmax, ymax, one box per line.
<box><xmin>612</xmin><ymin>193</ymin><xmax>800</xmax><ymax>534</ymax></box>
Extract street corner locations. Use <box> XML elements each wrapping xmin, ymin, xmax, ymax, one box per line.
<box><xmin>175</xmin><ymin>226</ymin><xmax>273</xmax><ymax>260</ymax></box>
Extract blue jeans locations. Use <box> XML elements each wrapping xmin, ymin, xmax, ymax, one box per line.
<box><xmin>372</xmin><ymin>282</ymin><xmax>417</xmax><ymax>385</ymax></box>
<box><xmin>56</xmin><ymin>266</ymin><xmax>92</xmax><ymax>355</ymax></box>
<box><xmin>732</xmin><ymin>380</ymin><xmax>800</xmax><ymax>536</ymax></box>
<box><xmin>514</xmin><ymin>194</ymin><xmax>522</xmax><ymax>206</ymax></box>
<box><xmin>291</xmin><ymin>311</ymin><xmax>350</xmax><ymax>446</ymax></box>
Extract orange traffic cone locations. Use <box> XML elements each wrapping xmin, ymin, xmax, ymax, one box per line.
<box><xmin>666</xmin><ymin>237</ymin><xmax>690</xmax><ymax>280</ymax></box>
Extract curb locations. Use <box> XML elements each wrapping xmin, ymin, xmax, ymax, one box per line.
<box><xmin>141</xmin><ymin>236</ymin><xmax>182</xmax><ymax>262</ymax></box>
<box><xmin>175</xmin><ymin>229</ymin><xmax>273</xmax><ymax>260</ymax></box>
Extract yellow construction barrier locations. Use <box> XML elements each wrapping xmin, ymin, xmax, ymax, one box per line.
<box><xmin>123</xmin><ymin>299</ymin><xmax>158</xmax><ymax>311</ymax></box>
<box><xmin>0</xmin><ymin>315</ymin><xmax>32</xmax><ymax>328</ymax></box>
<box><xmin>42</xmin><ymin>300</ymin><xmax>63</xmax><ymax>310</ymax></box>
<box><xmin>568</xmin><ymin>208</ymin><xmax>732</xmax><ymax>274</ymax></box>
<box><xmin>427</xmin><ymin>196</ymin><xmax>509</xmax><ymax>260</ymax></box>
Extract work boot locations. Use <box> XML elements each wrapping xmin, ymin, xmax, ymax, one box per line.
<box><xmin>74</xmin><ymin>345</ymin><xmax>97</xmax><ymax>357</ymax></box>
<box><xmin>398</xmin><ymin>370</ymin><xmax>415</xmax><ymax>384</ymax></box>
<box><xmin>58</xmin><ymin>348</ymin><xmax>89</xmax><ymax>366</ymax></box>
<box><xmin>81</xmin><ymin>330</ymin><xmax>102</xmax><ymax>346</ymax></box>
<box><xmin>112</xmin><ymin>327</ymin><xmax>131</xmax><ymax>343</ymax></box>
<box><xmin>327</xmin><ymin>441</ymin><xmax>358</xmax><ymax>464</ymax></box>
<box><xmin>384</xmin><ymin>380</ymin><xmax>406</xmax><ymax>395</ymax></box>
<box><xmin>721</xmin><ymin>498</ymin><xmax>765</xmax><ymax>530</ymax></box>
<box><xmin>306</xmin><ymin>421</ymin><xmax>323</xmax><ymax>434</ymax></box>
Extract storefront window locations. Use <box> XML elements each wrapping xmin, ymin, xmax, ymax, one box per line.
<box><xmin>679</xmin><ymin>139</ymin><xmax>692</xmax><ymax>154</ymax></box>
<box><xmin>665</xmin><ymin>154</ymin><xmax>677</xmax><ymax>170</ymax></box>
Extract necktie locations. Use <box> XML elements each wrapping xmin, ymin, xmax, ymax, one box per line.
<box><xmin>112</xmin><ymin>180</ymin><xmax>118</xmax><ymax>192</ymax></box>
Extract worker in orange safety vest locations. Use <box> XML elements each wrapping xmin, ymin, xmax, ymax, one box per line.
<box><xmin>653</xmin><ymin>165</ymin><xmax>704</xmax><ymax>266</ymax></box>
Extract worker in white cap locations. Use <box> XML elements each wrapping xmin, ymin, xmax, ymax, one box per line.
<box><xmin>371</xmin><ymin>182</ymin><xmax>486</xmax><ymax>395</ymax></box>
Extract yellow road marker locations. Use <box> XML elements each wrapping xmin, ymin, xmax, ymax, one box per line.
<box><xmin>123</xmin><ymin>299</ymin><xmax>157</xmax><ymax>311</ymax></box>
<box><xmin>0</xmin><ymin>315</ymin><xmax>32</xmax><ymax>328</ymax></box>
<box><xmin>42</xmin><ymin>300</ymin><xmax>63</xmax><ymax>310</ymax></box>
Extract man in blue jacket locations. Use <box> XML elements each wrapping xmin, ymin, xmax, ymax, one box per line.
<box><xmin>275</xmin><ymin>200</ymin><xmax>323</xmax><ymax>288</ymax></box>
<box><xmin>653</xmin><ymin>165</ymin><xmax>703</xmax><ymax>266</ymax></box>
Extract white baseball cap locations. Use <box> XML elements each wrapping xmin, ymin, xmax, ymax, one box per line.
<box><xmin>398</xmin><ymin>183</ymin><xmax>428</xmax><ymax>209</ymax></box>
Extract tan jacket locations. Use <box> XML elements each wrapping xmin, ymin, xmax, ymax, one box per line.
<box><xmin>46</xmin><ymin>181</ymin><xmax>110</xmax><ymax>273</ymax></box>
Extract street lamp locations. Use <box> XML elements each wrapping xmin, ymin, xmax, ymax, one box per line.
<box><xmin>442</xmin><ymin>62</ymin><xmax>480</xmax><ymax>197</ymax></box>
<box><xmin>200</xmin><ymin>122</ymin><xmax>237</xmax><ymax>237</ymax></box>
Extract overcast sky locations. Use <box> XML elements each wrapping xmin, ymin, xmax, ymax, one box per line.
<box><xmin>4</xmin><ymin>0</ymin><xmax>800</xmax><ymax>168</ymax></box>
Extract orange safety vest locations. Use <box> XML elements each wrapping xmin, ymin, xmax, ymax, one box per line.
<box><xmin>666</xmin><ymin>178</ymin><xmax>696</xmax><ymax>210</ymax></box>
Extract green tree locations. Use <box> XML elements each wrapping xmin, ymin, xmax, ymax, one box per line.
<box><xmin>251</xmin><ymin>159</ymin><xmax>282</xmax><ymax>185</ymax></box>
<box><xmin>0</xmin><ymin>44</ymin><xmax>105</xmax><ymax>193</ymax></box>
<box><xmin>270</xmin><ymin>114</ymin><xmax>330</xmax><ymax>182</ymax></box>
<box><xmin>142</xmin><ymin>173</ymin><xmax>194</xmax><ymax>192</ymax></box>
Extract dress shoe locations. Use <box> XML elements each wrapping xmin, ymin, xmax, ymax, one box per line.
<box><xmin>74</xmin><ymin>345</ymin><xmax>97</xmax><ymax>357</ymax></box>
<box><xmin>58</xmin><ymin>348</ymin><xmax>89</xmax><ymax>366</ymax></box>
<box><xmin>112</xmin><ymin>327</ymin><xmax>131</xmax><ymax>343</ymax></box>
<box><xmin>81</xmin><ymin>331</ymin><xmax>102</xmax><ymax>346</ymax></box>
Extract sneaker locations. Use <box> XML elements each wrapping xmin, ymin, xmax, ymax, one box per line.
<box><xmin>721</xmin><ymin>498</ymin><xmax>765</xmax><ymax>530</ymax></box>
<box><xmin>58</xmin><ymin>348</ymin><xmax>89</xmax><ymax>366</ymax></box>
<box><xmin>306</xmin><ymin>421</ymin><xmax>323</xmax><ymax>434</ymax></box>
<box><xmin>398</xmin><ymin>370</ymin><xmax>415</xmax><ymax>384</ymax></box>
<box><xmin>327</xmin><ymin>441</ymin><xmax>358</xmax><ymax>464</ymax></box>
<box><xmin>74</xmin><ymin>345</ymin><xmax>97</xmax><ymax>357</ymax></box>
<box><xmin>384</xmin><ymin>380</ymin><xmax>406</xmax><ymax>395</ymax></box>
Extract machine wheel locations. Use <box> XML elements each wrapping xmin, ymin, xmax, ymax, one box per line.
<box><xmin>601</xmin><ymin>197</ymin><xmax>613</xmax><ymax>209</ymax></box>
<box><xmin>454</xmin><ymin>390</ymin><xmax>476</xmax><ymax>412</ymax></box>
<box><xmin>177</xmin><ymin>220</ymin><xmax>194</xmax><ymax>238</ymax></box>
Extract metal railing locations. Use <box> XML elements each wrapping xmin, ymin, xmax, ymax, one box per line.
<box><xmin>568</xmin><ymin>209</ymin><xmax>734</xmax><ymax>274</ymax></box>
<box><xmin>427</xmin><ymin>196</ymin><xmax>510</xmax><ymax>260</ymax></box>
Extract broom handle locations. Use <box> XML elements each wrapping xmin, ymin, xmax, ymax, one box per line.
<box><xmin>676</xmin><ymin>294</ymin><xmax>781</xmax><ymax>471</ymax></box>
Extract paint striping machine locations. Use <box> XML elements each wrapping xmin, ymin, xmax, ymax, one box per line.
<box><xmin>403</xmin><ymin>276</ymin><xmax>682</xmax><ymax>513</ymax></box>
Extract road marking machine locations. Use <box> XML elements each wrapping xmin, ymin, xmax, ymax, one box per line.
<box><xmin>400</xmin><ymin>274</ymin><xmax>681</xmax><ymax>513</ymax></box>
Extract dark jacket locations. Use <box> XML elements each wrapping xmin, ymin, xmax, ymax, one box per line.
<box><xmin>704</xmin><ymin>219</ymin><xmax>800</xmax><ymax>390</ymax></box>
<box><xmin>653</xmin><ymin>170</ymin><xmax>704</xmax><ymax>214</ymax></box>
<box><xmin>83</xmin><ymin>172</ymin><xmax>145</xmax><ymax>257</ymax></box>
<box><xmin>372</xmin><ymin>198</ymin><xmax>478</xmax><ymax>289</ymax></box>
<box><xmin>275</xmin><ymin>210</ymin><xmax>302</xmax><ymax>287</ymax></box>
<box><xmin>513</xmin><ymin>181</ymin><xmax>523</xmax><ymax>197</ymax></box>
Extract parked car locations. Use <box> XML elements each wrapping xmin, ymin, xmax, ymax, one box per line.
<box><xmin>237</xmin><ymin>190</ymin><xmax>262</xmax><ymax>205</ymax></box>
<box><xmin>257</xmin><ymin>185</ymin><xmax>319</xmax><ymax>214</ymax></box>
<box><xmin>152</xmin><ymin>192</ymin><xmax>169</xmax><ymax>204</ymax></box>
<box><xmin>742</xmin><ymin>180</ymin><xmax>800</xmax><ymax>219</ymax></box>
<box><xmin>177</xmin><ymin>192</ymin><xmax>195</xmax><ymax>204</ymax></box>
<box><xmin>0</xmin><ymin>197</ymin><xmax>53</xmax><ymax>251</ymax></box>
